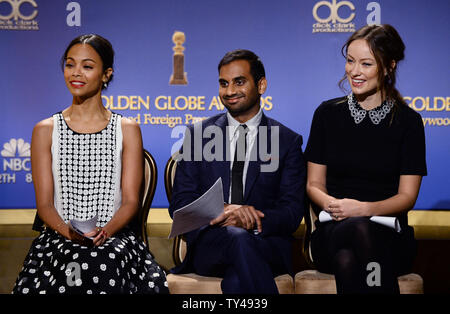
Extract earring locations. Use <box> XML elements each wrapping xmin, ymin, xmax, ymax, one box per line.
<box><xmin>103</xmin><ymin>81</ymin><xmax>108</xmax><ymax>89</ymax></box>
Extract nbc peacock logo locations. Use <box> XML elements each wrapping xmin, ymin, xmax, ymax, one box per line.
<box><xmin>1</xmin><ymin>138</ymin><xmax>32</xmax><ymax>184</ymax></box>
<box><xmin>1</xmin><ymin>138</ymin><xmax>30</xmax><ymax>157</ymax></box>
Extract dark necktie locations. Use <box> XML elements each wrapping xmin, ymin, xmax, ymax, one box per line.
<box><xmin>231</xmin><ymin>124</ymin><xmax>248</xmax><ymax>204</ymax></box>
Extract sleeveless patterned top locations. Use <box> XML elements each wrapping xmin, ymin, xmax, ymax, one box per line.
<box><xmin>51</xmin><ymin>112</ymin><xmax>123</xmax><ymax>227</ymax></box>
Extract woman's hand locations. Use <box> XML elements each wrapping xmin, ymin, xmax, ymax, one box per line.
<box><xmin>68</xmin><ymin>227</ymin><xmax>94</xmax><ymax>247</ymax></box>
<box><xmin>326</xmin><ymin>198</ymin><xmax>369</xmax><ymax>221</ymax></box>
<box><xmin>84</xmin><ymin>227</ymin><xmax>109</xmax><ymax>246</ymax></box>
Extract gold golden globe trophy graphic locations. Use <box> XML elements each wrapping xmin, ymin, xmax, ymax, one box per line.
<box><xmin>169</xmin><ymin>31</ymin><xmax>188</xmax><ymax>85</ymax></box>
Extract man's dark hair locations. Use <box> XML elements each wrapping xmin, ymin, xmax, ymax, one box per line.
<box><xmin>218</xmin><ymin>49</ymin><xmax>265</xmax><ymax>85</ymax></box>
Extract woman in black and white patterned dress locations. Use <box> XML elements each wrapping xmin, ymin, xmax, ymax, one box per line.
<box><xmin>12</xmin><ymin>34</ymin><xmax>168</xmax><ymax>294</ymax></box>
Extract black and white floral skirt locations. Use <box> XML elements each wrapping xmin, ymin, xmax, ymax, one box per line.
<box><xmin>12</xmin><ymin>228</ymin><xmax>169</xmax><ymax>294</ymax></box>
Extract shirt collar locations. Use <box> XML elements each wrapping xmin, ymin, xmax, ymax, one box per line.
<box><xmin>227</xmin><ymin>106</ymin><xmax>262</xmax><ymax>135</ymax></box>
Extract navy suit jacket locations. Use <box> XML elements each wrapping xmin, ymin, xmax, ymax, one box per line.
<box><xmin>168</xmin><ymin>112</ymin><xmax>306</xmax><ymax>275</ymax></box>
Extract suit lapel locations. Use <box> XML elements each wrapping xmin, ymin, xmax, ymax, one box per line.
<box><xmin>214</xmin><ymin>114</ymin><xmax>231</xmax><ymax>202</ymax></box>
<box><xmin>244</xmin><ymin>114</ymin><xmax>270</xmax><ymax>202</ymax></box>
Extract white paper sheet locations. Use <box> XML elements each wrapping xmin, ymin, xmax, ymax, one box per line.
<box><xmin>169</xmin><ymin>178</ymin><xmax>224</xmax><ymax>238</ymax></box>
<box><xmin>370</xmin><ymin>215</ymin><xmax>401</xmax><ymax>233</ymax></box>
<box><xmin>69</xmin><ymin>214</ymin><xmax>98</xmax><ymax>239</ymax></box>
<box><xmin>318</xmin><ymin>211</ymin><xmax>401</xmax><ymax>233</ymax></box>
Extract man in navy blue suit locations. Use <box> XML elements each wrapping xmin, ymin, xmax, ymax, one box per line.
<box><xmin>169</xmin><ymin>49</ymin><xmax>306</xmax><ymax>294</ymax></box>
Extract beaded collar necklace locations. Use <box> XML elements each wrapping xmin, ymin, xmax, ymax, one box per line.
<box><xmin>347</xmin><ymin>93</ymin><xmax>394</xmax><ymax>125</ymax></box>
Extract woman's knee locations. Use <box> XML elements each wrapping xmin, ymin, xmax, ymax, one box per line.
<box><xmin>346</xmin><ymin>217</ymin><xmax>377</xmax><ymax>240</ymax></box>
<box><xmin>333</xmin><ymin>248</ymin><xmax>358</xmax><ymax>273</ymax></box>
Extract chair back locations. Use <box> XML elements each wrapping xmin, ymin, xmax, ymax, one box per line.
<box><xmin>164</xmin><ymin>151</ymin><xmax>179</xmax><ymax>203</ymax></box>
<box><xmin>302</xmin><ymin>201</ymin><xmax>319</xmax><ymax>268</ymax></box>
<box><xmin>164</xmin><ymin>152</ymin><xmax>187</xmax><ymax>266</ymax></box>
<box><xmin>32</xmin><ymin>211</ymin><xmax>45</xmax><ymax>232</ymax></box>
<box><xmin>131</xmin><ymin>149</ymin><xmax>158</xmax><ymax>250</ymax></box>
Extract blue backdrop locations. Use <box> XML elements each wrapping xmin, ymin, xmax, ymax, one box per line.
<box><xmin>1</xmin><ymin>0</ymin><xmax>449</xmax><ymax>210</ymax></box>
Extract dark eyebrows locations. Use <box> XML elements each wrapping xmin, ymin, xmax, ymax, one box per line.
<box><xmin>346</xmin><ymin>53</ymin><xmax>374</xmax><ymax>62</ymax></box>
<box><xmin>219</xmin><ymin>75</ymin><xmax>247</xmax><ymax>85</ymax></box>
<box><xmin>65</xmin><ymin>57</ymin><xmax>97</xmax><ymax>63</ymax></box>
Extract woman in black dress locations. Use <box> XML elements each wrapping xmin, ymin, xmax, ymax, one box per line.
<box><xmin>305</xmin><ymin>24</ymin><xmax>427</xmax><ymax>294</ymax></box>
<box><xmin>13</xmin><ymin>34</ymin><xmax>168</xmax><ymax>294</ymax></box>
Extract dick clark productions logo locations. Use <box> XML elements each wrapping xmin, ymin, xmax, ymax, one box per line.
<box><xmin>0</xmin><ymin>0</ymin><xmax>39</xmax><ymax>30</ymax></box>
<box><xmin>312</xmin><ymin>0</ymin><xmax>356</xmax><ymax>33</ymax></box>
